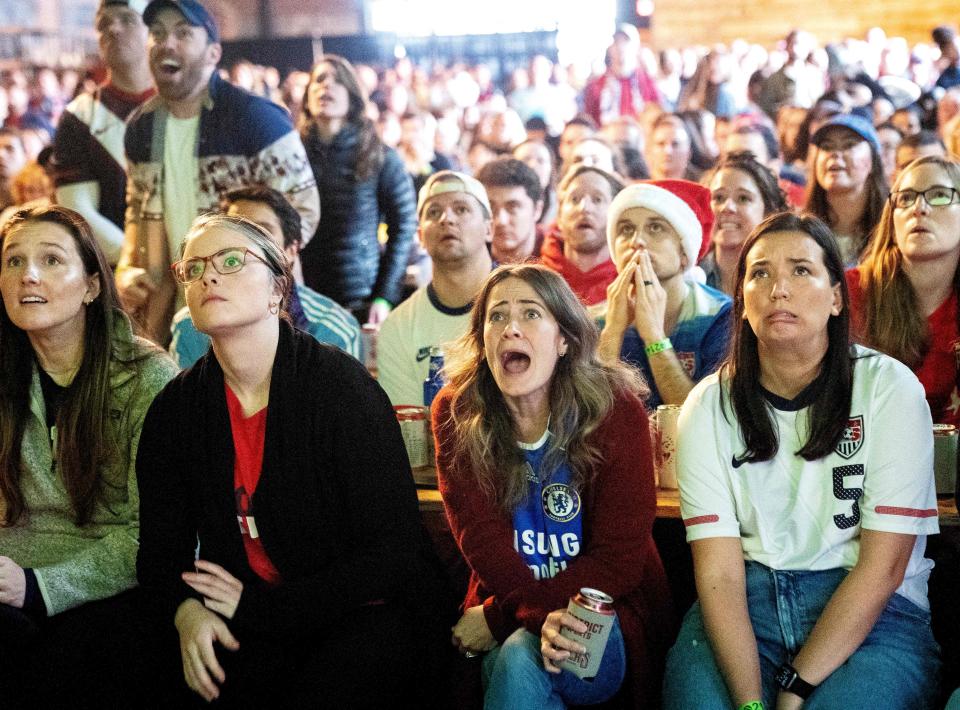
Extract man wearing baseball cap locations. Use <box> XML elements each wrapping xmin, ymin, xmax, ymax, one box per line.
<box><xmin>599</xmin><ymin>179</ymin><xmax>732</xmax><ymax>407</ymax></box>
<box><xmin>116</xmin><ymin>0</ymin><xmax>320</xmax><ymax>344</ymax></box>
<box><xmin>52</xmin><ymin>0</ymin><xmax>154</xmax><ymax>265</ymax></box>
<box><xmin>378</xmin><ymin>170</ymin><xmax>493</xmax><ymax>406</ymax></box>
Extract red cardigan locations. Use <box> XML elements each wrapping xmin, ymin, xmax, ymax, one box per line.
<box><xmin>433</xmin><ymin>387</ymin><xmax>674</xmax><ymax>707</ymax></box>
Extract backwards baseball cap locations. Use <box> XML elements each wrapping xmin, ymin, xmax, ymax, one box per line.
<box><xmin>143</xmin><ymin>0</ymin><xmax>219</xmax><ymax>42</ymax></box>
<box><xmin>606</xmin><ymin>180</ymin><xmax>713</xmax><ymax>275</ymax></box>
<box><xmin>810</xmin><ymin>113</ymin><xmax>881</xmax><ymax>155</ymax></box>
<box><xmin>98</xmin><ymin>0</ymin><xmax>148</xmax><ymax>14</ymax></box>
<box><xmin>417</xmin><ymin>171</ymin><xmax>491</xmax><ymax>219</ymax></box>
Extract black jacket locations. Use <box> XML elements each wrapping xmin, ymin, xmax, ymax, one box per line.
<box><xmin>299</xmin><ymin>123</ymin><xmax>416</xmax><ymax>309</ymax></box>
<box><xmin>136</xmin><ymin>321</ymin><xmax>436</xmax><ymax>636</ymax></box>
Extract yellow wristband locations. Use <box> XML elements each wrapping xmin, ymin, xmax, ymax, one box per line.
<box><xmin>644</xmin><ymin>337</ymin><xmax>673</xmax><ymax>356</ymax></box>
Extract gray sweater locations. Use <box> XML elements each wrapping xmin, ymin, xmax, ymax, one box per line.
<box><xmin>3</xmin><ymin>319</ymin><xmax>177</xmax><ymax>615</ymax></box>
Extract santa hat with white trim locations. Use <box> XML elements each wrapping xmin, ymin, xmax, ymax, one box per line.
<box><xmin>605</xmin><ymin>179</ymin><xmax>713</xmax><ymax>275</ymax></box>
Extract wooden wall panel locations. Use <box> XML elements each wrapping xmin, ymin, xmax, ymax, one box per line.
<box><xmin>650</xmin><ymin>0</ymin><xmax>960</xmax><ymax>48</ymax></box>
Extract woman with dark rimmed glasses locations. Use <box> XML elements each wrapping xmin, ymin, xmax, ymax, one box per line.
<box><xmin>136</xmin><ymin>213</ymin><xmax>446</xmax><ymax>706</ymax></box>
<box><xmin>846</xmin><ymin>155</ymin><xmax>960</xmax><ymax>427</ymax></box>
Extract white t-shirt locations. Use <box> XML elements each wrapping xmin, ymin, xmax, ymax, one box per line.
<box><xmin>678</xmin><ymin>345</ymin><xmax>938</xmax><ymax>610</ymax></box>
<box><xmin>377</xmin><ymin>284</ymin><xmax>472</xmax><ymax>407</ymax></box>
<box><xmin>162</xmin><ymin>113</ymin><xmax>200</xmax><ymax>258</ymax></box>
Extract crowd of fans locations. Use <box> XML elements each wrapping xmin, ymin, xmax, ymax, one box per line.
<box><xmin>2</xmin><ymin>0</ymin><xmax>960</xmax><ymax>706</ymax></box>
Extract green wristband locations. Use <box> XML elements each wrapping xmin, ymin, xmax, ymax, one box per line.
<box><xmin>644</xmin><ymin>337</ymin><xmax>673</xmax><ymax>357</ymax></box>
<box><xmin>738</xmin><ymin>702</ymin><xmax>764</xmax><ymax>710</ymax></box>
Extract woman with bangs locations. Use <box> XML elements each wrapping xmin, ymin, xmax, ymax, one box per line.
<box><xmin>846</xmin><ymin>155</ymin><xmax>960</xmax><ymax>427</ymax></box>
<box><xmin>433</xmin><ymin>263</ymin><xmax>673</xmax><ymax>709</ymax></box>
<box><xmin>702</xmin><ymin>151</ymin><xmax>790</xmax><ymax>296</ymax></box>
<box><xmin>0</xmin><ymin>205</ymin><xmax>176</xmax><ymax>705</ymax></box>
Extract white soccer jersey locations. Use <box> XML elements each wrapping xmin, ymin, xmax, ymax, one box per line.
<box><xmin>678</xmin><ymin>345</ymin><xmax>939</xmax><ymax>610</ymax></box>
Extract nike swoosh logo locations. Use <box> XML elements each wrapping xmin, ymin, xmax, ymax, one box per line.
<box><xmin>415</xmin><ymin>347</ymin><xmax>432</xmax><ymax>362</ymax></box>
<box><xmin>731</xmin><ymin>454</ymin><xmax>749</xmax><ymax>469</ymax></box>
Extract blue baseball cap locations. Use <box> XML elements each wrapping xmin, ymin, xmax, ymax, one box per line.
<box><xmin>143</xmin><ymin>0</ymin><xmax>219</xmax><ymax>42</ymax></box>
<box><xmin>810</xmin><ymin>113</ymin><xmax>881</xmax><ymax>155</ymax></box>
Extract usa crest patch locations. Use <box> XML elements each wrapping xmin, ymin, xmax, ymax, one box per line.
<box><xmin>835</xmin><ymin>415</ymin><xmax>864</xmax><ymax>459</ymax></box>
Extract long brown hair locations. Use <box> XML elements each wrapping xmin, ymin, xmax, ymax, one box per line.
<box><xmin>805</xmin><ymin>139</ymin><xmax>888</xmax><ymax>258</ymax></box>
<box><xmin>0</xmin><ymin>206</ymin><xmax>149</xmax><ymax>526</ymax></box>
<box><xmin>439</xmin><ymin>264</ymin><xmax>644</xmax><ymax>513</ymax></box>
<box><xmin>298</xmin><ymin>54</ymin><xmax>385</xmax><ymax>182</ymax></box>
<box><xmin>856</xmin><ymin>155</ymin><xmax>960</xmax><ymax>367</ymax></box>
<box><xmin>723</xmin><ymin>212</ymin><xmax>853</xmax><ymax>462</ymax></box>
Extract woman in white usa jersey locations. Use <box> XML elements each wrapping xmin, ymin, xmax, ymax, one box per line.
<box><xmin>663</xmin><ymin>212</ymin><xmax>941</xmax><ymax>710</ymax></box>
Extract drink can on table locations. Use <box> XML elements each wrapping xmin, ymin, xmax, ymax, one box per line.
<box><xmin>395</xmin><ymin>406</ymin><xmax>431</xmax><ymax>469</ymax></box>
<box><xmin>361</xmin><ymin>323</ymin><xmax>378</xmax><ymax>376</ymax></box>
<box><xmin>933</xmin><ymin>423</ymin><xmax>958</xmax><ymax>497</ymax></box>
<box><xmin>654</xmin><ymin>404</ymin><xmax>681</xmax><ymax>489</ymax></box>
<box><xmin>559</xmin><ymin>588</ymin><xmax>617</xmax><ymax>679</ymax></box>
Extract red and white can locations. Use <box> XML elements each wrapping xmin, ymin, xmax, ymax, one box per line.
<box><xmin>654</xmin><ymin>404</ymin><xmax>681</xmax><ymax>489</ymax></box>
<box><xmin>559</xmin><ymin>588</ymin><xmax>617</xmax><ymax>679</ymax></box>
<box><xmin>394</xmin><ymin>406</ymin><xmax>430</xmax><ymax>469</ymax></box>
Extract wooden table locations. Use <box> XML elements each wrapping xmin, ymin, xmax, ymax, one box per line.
<box><xmin>419</xmin><ymin>485</ymin><xmax>958</xmax><ymax>525</ymax></box>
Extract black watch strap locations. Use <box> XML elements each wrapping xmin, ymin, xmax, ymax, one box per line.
<box><xmin>775</xmin><ymin>663</ymin><xmax>816</xmax><ymax>699</ymax></box>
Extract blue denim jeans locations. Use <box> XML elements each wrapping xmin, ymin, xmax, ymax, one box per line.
<box><xmin>482</xmin><ymin>617</ymin><xmax>626</xmax><ymax>710</ymax></box>
<box><xmin>663</xmin><ymin>561</ymin><xmax>941</xmax><ymax>710</ymax></box>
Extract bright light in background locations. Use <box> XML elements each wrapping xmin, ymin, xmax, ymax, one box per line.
<box><xmin>636</xmin><ymin>0</ymin><xmax>655</xmax><ymax>16</ymax></box>
<box><xmin>370</xmin><ymin>0</ymin><xmax>617</xmax><ymax>70</ymax></box>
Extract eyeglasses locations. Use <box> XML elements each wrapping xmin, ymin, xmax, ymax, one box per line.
<box><xmin>170</xmin><ymin>247</ymin><xmax>272</xmax><ymax>284</ymax></box>
<box><xmin>890</xmin><ymin>186</ymin><xmax>960</xmax><ymax>210</ymax></box>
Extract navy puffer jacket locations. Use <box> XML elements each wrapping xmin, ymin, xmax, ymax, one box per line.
<box><xmin>300</xmin><ymin>123</ymin><xmax>416</xmax><ymax>308</ymax></box>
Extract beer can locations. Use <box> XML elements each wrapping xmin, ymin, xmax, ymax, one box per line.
<box><xmin>361</xmin><ymin>324</ymin><xmax>379</xmax><ymax>377</ymax></box>
<box><xmin>559</xmin><ymin>588</ymin><xmax>616</xmax><ymax>679</ymax></box>
<box><xmin>395</xmin><ymin>406</ymin><xmax>430</xmax><ymax>469</ymax></box>
<box><xmin>933</xmin><ymin>423</ymin><xmax>958</xmax><ymax>497</ymax></box>
<box><xmin>654</xmin><ymin>404</ymin><xmax>681</xmax><ymax>489</ymax></box>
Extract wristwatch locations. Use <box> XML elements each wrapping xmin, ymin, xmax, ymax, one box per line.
<box><xmin>775</xmin><ymin>663</ymin><xmax>816</xmax><ymax>699</ymax></box>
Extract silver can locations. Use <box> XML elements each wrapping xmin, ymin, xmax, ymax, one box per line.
<box><xmin>933</xmin><ymin>423</ymin><xmax>957</xmax><ymax>497</ymax></box>
<box><xmin>654</xmin><ymin>404</ymin><xmax>681</xmax><ymax>489</ymax></box>
<box><xmin>559</xmin><ymin>588</ymin><xmax>617</xmax><ymax>679</ymax></box>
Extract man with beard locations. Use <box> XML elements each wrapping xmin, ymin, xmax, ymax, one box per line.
<box><xmin>539</xmin><ymin>164</ymin><xmax>624</xmax><ymax>316</ymax></box>
<box><xmin>647</xmin><ymin>114</ymin><xmax>698</xmax><ymax>181</ymax></box>
<box><xmin>476</xmin><ymin>158</ymin><xmax>543</xmax><ymax>264</ymax></box>
<box><xmin>599</xmin><ymin>180</ymin><xmax>731</xmax><ymax>407</ymax></box>
<box><xmin>117</xmin><ymin>0</ymin><xmax>319</xmax><ymax>344</ymax></box>
<box><xmin>52</xmin><ymin>0</ymin><xmax>154</xmax><ymax>265</ymax></box>
<box><xmin>377</xmin><ymin>171</ymin><xmax>492</xmax><ymax>407</ymax></box>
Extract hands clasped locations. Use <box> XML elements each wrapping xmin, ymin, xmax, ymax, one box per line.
<box><xmin>606</xmin><ymin>250</ymin><xmax>668</xmax><ymax>343</ymax></box>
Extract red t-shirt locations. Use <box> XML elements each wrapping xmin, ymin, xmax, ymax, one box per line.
<box><xmin>847</xmin><ymin>268</ymin><xmax>960</xmax><ymax>427</ymax></box>
<box><xmin>225</xmin><ymin>383</ymin><xmax>281</xmax><ymax>585</ymax></box>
